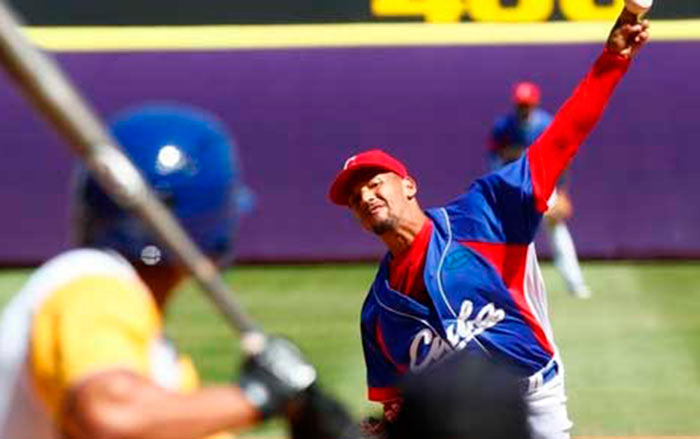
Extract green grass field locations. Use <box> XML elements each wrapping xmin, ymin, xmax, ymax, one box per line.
<box><xmin>1</xmin><ymin>261</ymin><xmax>699</xmax><ymax>437</ymax></box>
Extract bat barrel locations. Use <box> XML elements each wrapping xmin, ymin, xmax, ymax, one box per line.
<box><xmin>0</xmin><ymin>0</ymin><xmax>260</xmax><ymax>337</ymax></box>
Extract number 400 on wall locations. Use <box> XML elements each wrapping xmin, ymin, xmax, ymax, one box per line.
<box><xmin>372</xmin><ymin>0</ymin><xmax>625</xmax><ymax>23</ymax></box>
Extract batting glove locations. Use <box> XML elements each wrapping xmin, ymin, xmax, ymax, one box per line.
<box><xmin>238</xmin><ymin>335</ymin><xmax>317</xmax><ymax>419</ymax></box>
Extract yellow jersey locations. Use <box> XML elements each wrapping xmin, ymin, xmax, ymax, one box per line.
<box><xmin>0</xmin><ymin>249</ymin><xmax>230</xmax><ymax>439</ymax></box>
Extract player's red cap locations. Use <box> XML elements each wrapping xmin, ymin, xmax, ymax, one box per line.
<box><xmin>329</xmin><ymin>149</ymin><xmax>408</xmax><ymax>206</ymax></box>
<box><xmin>512</xmin><ymin>81</ymin><xmax>541</xmax><ymax>106</ymax></box>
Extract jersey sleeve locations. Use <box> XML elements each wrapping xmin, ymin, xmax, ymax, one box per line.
<box><xmin>31</xmin><ymin>274</ymin><xmax>160</xmax><ymax>409</ymax></box>
<box><xmin>447</xmin><ymin>154</ymin><xmax>542</xmax><ymax>244</ymax></box>
<box><xmin>527</xmin><ymin>49</ymin><xmax>631</xmax><ymax>212</ymax></box>
<box><xmin>361</xmin><ymin>316</ymin><xmax>402</xmax><ymax>402</ymax></box>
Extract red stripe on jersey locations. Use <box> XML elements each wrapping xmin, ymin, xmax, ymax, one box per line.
<box><xmin>462</xmin><ymin>241</ymin><xmax>554</xmax><ymax>355</ymax></box>
<box><xmin>528</xmin><ymin>50</ymin><xmax>630</xmax><ymax>212</ymax></box>
<box><xmin>368</xmin><ymin>386</ymin><xmax>400</xmax><ymax>402</ymax></box>
<box><xmin>388</xmin><ymin>219</ymin><xmax>433</xmax><ymax>305</ymax></box>
<box><xmin>376</xmin><ymin>321</ymin><xmax>409</xmax><ymax>374</ymax></box>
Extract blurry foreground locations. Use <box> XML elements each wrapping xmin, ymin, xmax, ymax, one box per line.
<box><xmin>1</xmin><ymin>261</ymin><xmax>699</xmax><ymax>437</ymax></box>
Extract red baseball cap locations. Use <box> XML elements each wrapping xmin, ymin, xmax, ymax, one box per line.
<box><xmin>328</xmin><ymin>149</ymin><xmax>408</xmax><ymax>206</ymax></box>
<box><xmin>512</xmin><ymin>81</ymin><xmax>541</xmax><ymax>106</ymax></box>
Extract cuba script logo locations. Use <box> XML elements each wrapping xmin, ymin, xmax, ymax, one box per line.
<box><xmin>408</xmin><ymin>300</ymin><xmax>506</xmax><ymax>372</ymax></box>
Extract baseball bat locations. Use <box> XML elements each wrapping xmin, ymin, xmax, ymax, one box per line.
<box><xmin>0</xmin><ymin>1</ymin><xmax>264</xmax><ymax>346</ymax></box>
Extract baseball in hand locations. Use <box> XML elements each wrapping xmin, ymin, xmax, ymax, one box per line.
<box><xmin>624</xmin><ymin>0</ymin><xmax>653</xmax><ymax>15</ymax></box>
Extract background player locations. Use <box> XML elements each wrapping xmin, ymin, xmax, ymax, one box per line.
<box><xmin>0</xmin><ymin>104</ymin><xmax>324</xmax><ymax>439</ymax></box>
<box><xmin>491</xmin><ymin>81</ymin><xmax>591</xmax><ymax>298</ymax></box>
<box><xmin>328</xmin><ymin>7</ymin><xmax>649</xmax><ymax>439</ymax></box>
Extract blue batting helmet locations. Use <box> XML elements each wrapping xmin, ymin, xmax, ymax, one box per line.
<box><xmin>73</xmin><ymin>103</ymin><xmax>252</xmax><ymax>266</ymax></box>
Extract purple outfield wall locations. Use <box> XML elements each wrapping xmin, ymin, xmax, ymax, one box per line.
<box><xmin>1</xmin><ymin>42</ymin><xmax>698</xmax><ymax>263</ymax></box>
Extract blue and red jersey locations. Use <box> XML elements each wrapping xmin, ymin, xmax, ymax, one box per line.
<box><xmin>490</xmin><ymin>108</ymin><xmax>553</xmax><ymax>170</ymax></box>
<box><xmin>361</xmin><ymin>49</ymin><xmax>630</xmax><ymax>403</ymax></box>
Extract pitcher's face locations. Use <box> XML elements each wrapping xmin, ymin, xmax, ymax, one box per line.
<box><xmin>347</xmin><ymin>171</ymin><xmax>414</xmax><ymax>236</ymax></box>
